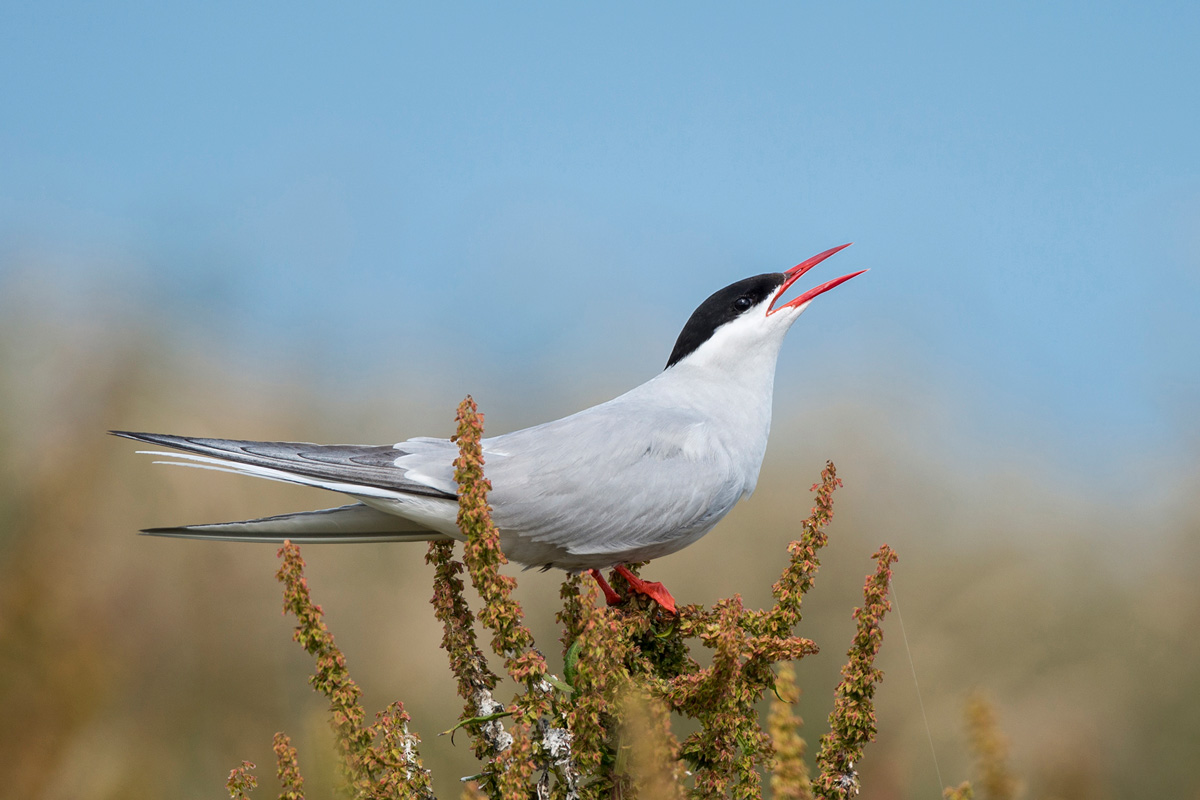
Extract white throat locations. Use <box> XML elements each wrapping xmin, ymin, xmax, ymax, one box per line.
<box><xmin>638</xmin><ymin>305</ymin><xmax>803</xmax><ymax>493</ymax></box>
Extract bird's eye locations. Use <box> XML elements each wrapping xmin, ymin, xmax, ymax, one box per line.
<box><xmin>732</xmin><ymin>295</ymin><xmax>754</xmax><ymax>312</ymax></box>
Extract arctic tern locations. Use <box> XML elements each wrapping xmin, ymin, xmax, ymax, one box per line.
<box><xmin>114</xmin><ymin>244</ymin><xmax>864</xmax><ymax>613</ymax></box>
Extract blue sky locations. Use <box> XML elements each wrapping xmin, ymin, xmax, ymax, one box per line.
<box><xmin>2</xmin><ymin>2</ymin><xmax>1198</xmax><ymax>482</ymax></box>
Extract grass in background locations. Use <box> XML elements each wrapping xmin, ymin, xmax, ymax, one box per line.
<box><xmin>3</xmin><ymin>278</ymin><xmax>1200</xmax><ymax>798</ymax></box>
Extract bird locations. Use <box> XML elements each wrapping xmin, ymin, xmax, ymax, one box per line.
<box><xmin>113</xmin><ymin>244</ymin><xmax>865</xmax><ymax>614</ymax></box>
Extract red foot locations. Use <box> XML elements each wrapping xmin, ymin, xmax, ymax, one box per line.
<box><xmin>614</xmin><ymin>565</ymin><xmax>678</xmax><ymax>615</ymax></box>
<box><xmin>587</xmin><ymin>566</ymin><xmax>678</xmax><ymax>615</ymax></box>
<box><xmin>588</xmin><ymin>568</ymin><xmax>623</xmax><ymax>606</ymax></box>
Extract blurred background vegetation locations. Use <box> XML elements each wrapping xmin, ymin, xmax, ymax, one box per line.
<box><xmin>2</xmin><ymin>262</ymin><xmax>1198</xmax><ymax>800</ymax></box>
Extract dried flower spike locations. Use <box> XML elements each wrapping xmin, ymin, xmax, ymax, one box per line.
<box><xmin>813</xmin><ymin>544</ymin><xmax>898</xmax><ymax>799</ymax></box>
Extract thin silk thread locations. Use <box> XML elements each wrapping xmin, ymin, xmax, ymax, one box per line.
<box><xmin>890</xmin><ymin>575</ymin><xmax>944</xmax><ymax>794</ymax></box>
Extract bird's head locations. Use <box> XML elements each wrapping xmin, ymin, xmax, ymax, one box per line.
<box><xmin>665</xmin><ymin>244</ymin><xmax>865</xmax><ymax>371</ymax></box>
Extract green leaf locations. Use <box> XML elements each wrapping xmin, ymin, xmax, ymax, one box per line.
<box><xmin>544</xmin><ymin>674</ymin><xmax>575</xmax><ymax>694</ymax></box>
<box><xmin>564</xmin><ymin>640</ymin><xmax>581</xmax><ymax>685</ymax></box>
<box><xmin>439</xmin><ymin>709</ymin><xmax>513</xmax><ymax>743</ymax></box>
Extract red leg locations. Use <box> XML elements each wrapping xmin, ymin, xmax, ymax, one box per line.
<box><xmin>613</xmin><ymin>565</ymin><xmax>678</xmax><ymax>615</ymax></box>
<box><xmin>588</xmin><ymin>568</ymin><xmax>623</xmax><ymax>606</ymax></box>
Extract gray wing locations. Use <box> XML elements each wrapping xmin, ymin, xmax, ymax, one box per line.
<box><xmin>484</xmin><ymin>404</ymin><xmax>746</xmax><ymax>560</ymax></box>
<box><xmin>111</xmin><ymin>431</ymin><xmax>457</xmax><ymax>499</ymax></box>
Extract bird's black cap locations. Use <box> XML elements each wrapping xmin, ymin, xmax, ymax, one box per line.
<box><xmin>665</xmin><ymin>273</ymin><xmax>786</xmax><ymax>369</ymax></box>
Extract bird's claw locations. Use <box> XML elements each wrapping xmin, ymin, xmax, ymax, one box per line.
<box><xmin>613</xmin><ymin>565</ymin><xmax>678</xmax><ymax>615</ymax></box>
<box><xmin>588</xmin><ymin>566</ymin><xmax>678</xmax><ymax>614</ymax></box>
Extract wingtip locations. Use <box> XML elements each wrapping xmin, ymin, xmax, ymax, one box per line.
<box><xmin>111</xmin><ymin>430</ymin><xmax>158</xmax><ymax>443</ymax></box>
<box><xmin>110</xmin><ymin>430</ymin><xmax>193</xmax><ymax>448</ymax></box>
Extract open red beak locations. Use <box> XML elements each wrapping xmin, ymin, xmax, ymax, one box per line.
<box><xmin>767</xmin><ymin>243</ymin><xmax>867</xmax><ymax>315</ymax></box>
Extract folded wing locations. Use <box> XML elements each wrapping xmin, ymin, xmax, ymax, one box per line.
<box><xmin>112</xmin><ymin>431</ymin><xmax>460</xmax><ymax>543</ymax></box>
<box><xmin>111</xmin><ymin>431</ymin><xmax>458</xmax><ymax>499</ymax></box>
